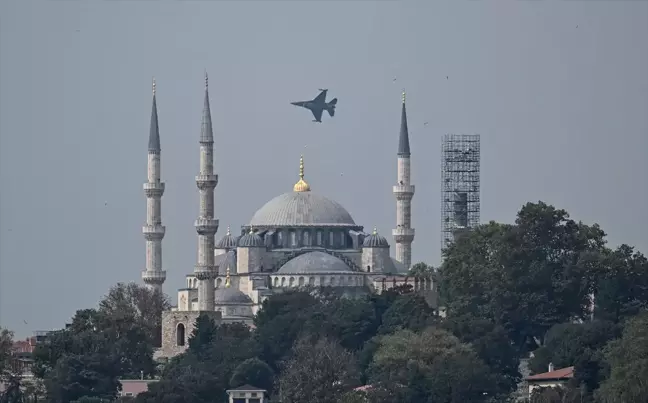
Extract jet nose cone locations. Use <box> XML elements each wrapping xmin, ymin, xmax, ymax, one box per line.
<box><xmin>290</xmin><ymin>102</ymin><xmax>299</xmax><ymax>106</ymax></box>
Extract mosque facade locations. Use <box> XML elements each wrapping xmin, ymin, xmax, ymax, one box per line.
<box><xmin>144</xmin><ymin>75</ymin><xmax>433</xmax><ymax>359</ymax></box>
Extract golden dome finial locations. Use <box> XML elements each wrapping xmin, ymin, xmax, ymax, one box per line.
<box><xmin>401</xmin><ymin>89</ymin><xmax>406</xmax><ymax>104</ymax></box>
<box><xmin>152</xmin><ymin>77</ymin><xmax>156</xmax><ymax>95</ymax></box>
<box><xmin>225</xmin><ymin>266</ymin><xmax>231</xmax><ymax>288</ymax></box>
<box><xmin>372</xmin><ymin>227</ymin><xmax>378</xmax><ymax>235</ymax></box>
<box><xmin>226</xmin><ymin>225</ymin><xmax>231</xmax><ymax>236</ymax></box>
<box><xmin>293</xmin><ymin>155</ymin><xmax>311</xmax><ymax>192</ymax></box>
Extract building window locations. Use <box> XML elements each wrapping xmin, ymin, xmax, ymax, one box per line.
<box><xmin>303</xmin><ymin>231</ymin><xmax>310</xmax><ymax>246</ymax></box>
<box><xmin>329</xmin><ymin>232</ymin><xmax>335</xmax><ymax>247</ymax></box>
<box><xmin>290</xmin><ymin>231</ymin><xmax>297</xmax><ymax>247</ymax></box>
<box><xmin>316</xmin><ymin>231</ymin><xmax>323</xmax><ymax>246</ymax></box>
<box><xmin>309</xmin><ymin>277</ymin><xmax>315</xmax><ymax>286</ymax></box>
<box><xmin>289</xmin><ymin>277</ymin><xmax>295</xmax><ymax>287</ymax></box>
<box><xmin>176</xmin><ymin>323</ymin><xmax>186</xmax><ymax>346</ymax></box>
<box><xmin>298</xmin><ymin>277</ymin><xmax>305</xmax><ymax>287</ymax></box>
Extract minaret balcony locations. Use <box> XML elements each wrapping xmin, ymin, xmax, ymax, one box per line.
<box><xmin>193</xmin><ymin>266</ymin><xmax>215</xmax><ymax>280</ymax></box>
<box><xmin>393</xmin><ymin>184</ymin><xmax>415</xmax><ymax>199</ymax></box>
<box><xmin>142</xmin><ymin>225</ymin><xmax>166</xmax><ymax>240</ymax></box>
<box><xmin>392</xmin><ymin>227</ymin><xmax>415</xmax><ymax>243</ymax></box>
<box><xmin>195</xmin><ymin>174</ymin><xmax>218</xmax><ymax>189</ymax></box>
<box><xmin>195</xmin><ymin>218</ymin><xmax>219</xmax><ymax>235</ymax></box>
<box><xmin>143</xmin><ymin>182</ymin><xmax>165</xmax><ymax>197</ymax></box>
<box><xmin>142</xmin><ymin>270</ymin><xmax>167</xmax><ymax>283</ymax></box>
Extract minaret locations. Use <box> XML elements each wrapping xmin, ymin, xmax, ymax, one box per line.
<box><xmin>142</xmin><ymin>78</ymin><xmax>167</xmax><ymax>292</ymax></box>
<box><xmin>193</xmin><ymin>72</ymin><xmax>219</xmax><ymax>311</ymax></box>
<box><xmin>392</xmin><ymin>90</ymin><xmax>415</xmax><ymax>269</ymax></box>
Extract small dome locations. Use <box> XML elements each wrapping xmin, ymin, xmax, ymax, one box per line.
<box><xmin>214</xmin><ymin>287</ymin><xmax>253</xmax><ymax>304</ymax></box>
<box><xmin>216</xmin><ymin>226</ymin><xmax>239</xmax><ymax>249</ymax></box>
<box><xmin>239</xmin><ymin>230</ymin><xmax>264</xmax><ymax>248</ymax></box>
<box><xmin>277</xmin><ymin>251</ymin><xmax>354</xmax><ymax>274</ymax></box>
<box><xmin>363</xmin><ymin>228</ymin><xmax>389</xmax><ymax>248</ymax></box>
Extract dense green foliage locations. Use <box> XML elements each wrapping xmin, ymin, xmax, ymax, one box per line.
<box><xmin>2</xmin><ymin>201</ymin><xmax>646</xmax><ymax>403</ymax></box>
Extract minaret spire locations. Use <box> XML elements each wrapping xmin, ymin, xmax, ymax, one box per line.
<box><xmin>194</xmin><ymin>71</ymin><xmax>219</xmax><ymax>311</ymax></box>
<box><xmin>142</xmin><ymin>77</ymin><xmax>166</xmax><ymax>292</ymax></box>
<box><xmin>392</xmin><ymin>90</ymin><xmax>415</xmax><ymax>269</ymax></box>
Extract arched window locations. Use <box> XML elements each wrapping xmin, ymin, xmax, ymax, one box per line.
<box><xmin>274</xmin><ymin>277</ymin><xmax>279</xmax><ymax>287</ymax></box>
<box><xmin>216</xmin><ymin>278</ymin><xmax>222</xmax><ymax>288</ymax></box>
<box><xmin>309</xmin><ymin>277</ymin><xmax>315</xmax><ymax>286</ymax></box>
<box><xmin>298</xmin><ymin>277</ymin><xmax>305</xmax><ymax>287</ymax></box>
<box><xmin>303</xmin><ymin>231</ymin><xmax>310</xmax><ymax>247</ymax></box>
<box><xmin>330</xmin><ymin>277</ymin><xmax>336</xmax><ymax>286</ymax></box>
<box><xmin>289</xmin><ymin>277</ymin><xmax>295</xmax><ymax>287</ymax></box>
<box><xmin>316</xmin><ymin>231</ymin><xmax>323</xmax><ymax>246</ymax></box>
<box><xmin>290</xmin><ymin>231</ymin><xmax>297</xmax><ymax>247</ymax></box>
<box><xmin>176</xmin><ymin>323</ymin><xmax>186</xmax><ymax>346</ymax></box>
<box><xmin>320</xmin><ymin>276</ymin><xmax>326</xmax><ymax>286</ymax></box>
<box><xmin>281</xmin><ymin>277</ymin><xmax>286</xmax><ymax>287</ymax></box>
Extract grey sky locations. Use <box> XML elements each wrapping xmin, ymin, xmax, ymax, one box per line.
<box><xmin>1</xmin><ymin>0</ymin><xmax>646</xmax><ymax>338</ymax></box>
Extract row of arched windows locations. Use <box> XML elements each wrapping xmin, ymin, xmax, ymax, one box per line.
<box><xmin>272</xmin><ymin>275</ymin><xmax>363</xmax><ymax>288</ymax></box>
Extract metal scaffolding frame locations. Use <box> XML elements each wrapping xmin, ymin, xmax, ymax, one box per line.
<box><xmin>441</xmin><ymin>134</ymin><xmax>481</xmax><ymax>250</ymax></box>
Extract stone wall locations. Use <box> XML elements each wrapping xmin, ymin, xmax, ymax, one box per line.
<box><xmin>159</xmin><ymin>310</ymin><xmax>222</xmax><ymax>358</ymax></box>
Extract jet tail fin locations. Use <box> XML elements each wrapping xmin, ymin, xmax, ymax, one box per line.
<box><xmin>326</xmin><ymin>98</ymin><xmax>337</xmax><ymax>117</ymax></box>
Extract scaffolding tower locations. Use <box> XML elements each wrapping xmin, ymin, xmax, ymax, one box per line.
<box><xmin>441</xmin><ymin>134</ymin><xmax>481</xmax><ymax>250</ymax></box>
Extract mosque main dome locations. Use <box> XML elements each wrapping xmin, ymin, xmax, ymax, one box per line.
<box><xmin>248</xmin><ymin>156</ymin><xmax>356</xmax><ymax>228</ymax></box>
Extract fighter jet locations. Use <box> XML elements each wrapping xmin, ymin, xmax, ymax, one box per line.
<box><xmin>291</xmin><ymin>89</ymin><xmax>338</xmax><ymax>122</ymax></box>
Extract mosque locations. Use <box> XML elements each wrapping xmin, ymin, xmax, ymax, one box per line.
<box><xmin>141</xmin><ymin>75</ymin><xmax>433</xmax><ymax>358</ymax></box>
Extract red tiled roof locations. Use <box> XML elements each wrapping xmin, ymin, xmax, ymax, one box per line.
<box><xmin>526</xmin><ymin>366</ymin><xmax>574</xmax><ymax>381</ymax></box>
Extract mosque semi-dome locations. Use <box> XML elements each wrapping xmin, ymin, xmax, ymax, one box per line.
<box><xmin>214</xmin><ymin>286</ymin><xmax>253</xmax><ymax>304</ymax></box>
<box><xmin>248</xmin><ymin>156</ymin><xmax>356</xmax><ymax>228</ymax></box>
<box><xmin>277</xmin><ymin>251</ymin><xmax>354</xmax><ymax>274</ymax></box>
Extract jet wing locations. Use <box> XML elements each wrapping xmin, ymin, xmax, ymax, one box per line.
<box><xmin>313</xmin><ymin>89</ymin><xmax>327</xmax><ymax>103</ymax></box>
<box><xmin>310</xmin><ymin>107</ymin><xmax>323</xmax><ymax>122</ymax></box>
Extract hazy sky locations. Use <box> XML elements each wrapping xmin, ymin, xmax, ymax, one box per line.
<box><xmin>1</xmin><ymin>0</ymin><xmax>646</xmax><ymax>338</ymax></box>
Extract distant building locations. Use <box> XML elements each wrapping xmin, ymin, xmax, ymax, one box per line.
<box><xmin>226</xmin><ymin>385</ymin><xmax>267</xmax><ymax>403</ymax></box>
<box><xmin>118</xmin><ymin>379</ymin><xmax>158</xmax><ymax>398</ymax></box>
<box><xmin>525</xmin><ymin>364</ymin><xmax>574</xmax><ymax>399</ymax></box>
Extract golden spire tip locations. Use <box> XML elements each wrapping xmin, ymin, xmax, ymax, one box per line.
<box><xmin>373</xmin><ymin>227</ymin><xmax>378</xmax><ymax>235</ymax></box>
<box><xmin>225</xmin><ymin>266</ymin><xmax>231</xmax><ymax>288</ymax></box>
<box><xmin>152</xmin><ymin>77</ymin><xmax>156</xmax><ymax>95</ymax></box>
<box><xmin>226</xmin><ymin>225</ymin><xmax>231</xmax><ymax>236</ymax></box>
<box><xmin>293</xmin><ymin>154</ymin><xmax>310</xmax><ymax>192</ymax></box>
<box><xmin>401</xmin><ymin>90</ymin><xmax>406</xmax><ymax>104</ymax></box>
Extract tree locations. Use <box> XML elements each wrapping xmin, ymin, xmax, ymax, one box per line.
<box><xmin>277</xmin><ymin>336</ymin><xmax>360</xmax><ymax>403</ymax></box>
<box><xmin>322</xmin><ymin>298</ymin><xmax>380</xmax><ymax>351</ymax></box>
<box><xmin>98</xmin><ymin>282</ymin><xmax>170</xmax><ymax>347</ymax></box>
<box><xmin>44</xmin><ymin>354</ymin><xmax>121</xmax><ymax>403</ymax></box>
<box><xmin>188</xmin><ymin>314</ymin><xmax>218</xmax><ymax>357</ymax></box>
<box><xmin>377</xmin><ymin>293</ymin><xmax>436</xmax><ymax>335</ymax></box>
<box><xmin>0</xmin><ymin>328</ymin><xmax>13</xmax><ymax>375</ymax></box>
<box><xmin>368</xmin><ymin>327</ymin><xmax>498</xmax><ymax>403</ymax></box>
<box><xmin>530</xmin><ymin>385</ymin><xmax>583</xmax><ymax>403</ymax></box>
<box><xmin>441</xmin><ymin>202</ymin><xmax>607</xmax><ymax>351</ymax></box>
<box><xmin>253</xmin><ymin>291</ymin><xmax>324</xmax><ymax>369</ymax></box>
<box><xmin>594</xmin><ymin>245</ymin><xmax>648</xmax><ymax>324</ymax></box>
<box><xmin>595</xmin><ymin>310</ymin><xmax>648</xmax><ymax>403</ymax></box>
<box><xmin>229</xmin><ymin>358</ymin><xmax>274</xmax><ymax>393</ymax></box>
<box><xmin>408</xmin><ymin>262</ymin><xmax>435</xmax><ymax>277</ymax></box>
<box><xmin>142</xmin><ymin>323</ymin><xmax>259</xmax><ymax>403</ymax></box>
<box><xmin>443</xmin><ymin>314</ymin><xmax>521</xmax><ymax>397</ymax></box>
